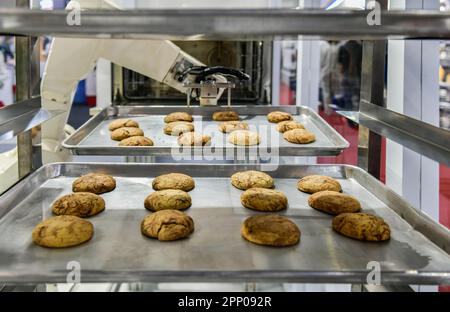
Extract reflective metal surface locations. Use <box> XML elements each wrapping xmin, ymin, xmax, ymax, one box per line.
<box><xmin>62</xmin><ymin>105</ymin><xmax>349</xmax><ymax>157</ymax></box>
<box><xmin>359</xmin><ymin>100</ymin><xmax>450</xmax><ymax>167</ymax></box>
<box><xmin>0</xmin><ymin>163</ymin><xmax>449</xmax><ymax>284</ymax></box>
<box><xmin>0</xmin><ymin>97</ymin><xmax>64</xmax><ymax>142</ymax></box>
<box><xmin>2</xmin><ymin>9</ymin><xmax>450</xmax><ymax>40</ymax></box>
<box><xmin>336</xmin><ymin>111</ymin><xmax>360</xmax><ymax>124</ymax></box>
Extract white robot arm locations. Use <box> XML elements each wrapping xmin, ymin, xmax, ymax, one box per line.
<box><xmin>41</xmin><ymin>0</ymin><xmax>211</xmax><ymax>162</ymax></box>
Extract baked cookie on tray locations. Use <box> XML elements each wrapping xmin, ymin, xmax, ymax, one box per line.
<box><xmin>108</xmin><ymin>119</ymin><xmax>139</xmax><ymax>131</ymax></box>
<box><xmin>276</xmin><ymin>120</ymin><xmax>305</xmax><ymax>133</ymax></box>
<box><xmin>241</xmin><ymin>214</ymin><xmax>300</xmax><ymax>247</ymax></box>
<box><xmin>308</xmin><ymin>191</ymin><xmax>361</xmax><ymax>215</ymax></box>
<box><xmin>212</xmin><ymin>110</ymin><xmax>240</xmax><ymax>121</ymax></box>
<box><xmin>218</xmin><ymin>121</ymin><xmax>249</xmax><ymax>133</ymax></box>
<box><xmin>119</xmin><ymin>136</ymin><xmax>154</xmax><ymax>146</ymax></box>
<box><xmin>332</xmin><ymin>213</ymin><xmax>390</xmax><ymax>242</ymax></box>
<box><xmin>267</xmin><ymin>111</ymin><xmax>293</xmax><ymax>123</ymax></box>
<box><xmin>177</xmin><ymin>132</ymin><xmax>211</xmax><ymax>146</ymax></box>
<box><xmin>144</xmin><ymin>189</ymin><xmax>192</xmax><ymax>212</ymax></box>
<box><xmin>141</xmin><ymin>210</ymin><xmax>194</xmax><ymax>241</ymax></box>
<box><xmin>228</xmin><ymin>130</ymin><xmax>260</xmax><ymax>146</ymax></box>
<box><xmin>52</xmin><ymin>192</ymin><xmax>105</xmax><ymax>218</ymax></box>
<box><xmin>152</xmin><ymin>173</ymin><xmax>195</xmax><ymax>192</ymax></box>
<box><xmin>32</xmin><ymin>216</ymin><xmax>94</xmax><ymax>248</ymax></box>
<box><xmin>297</xmin><ymin>175</ymin><xmax>342</xmax><ymax>194</ymax></box>
<box><xmin>164</xmin><ymin>112</ymin><xmax>193</xmax><ymax>123</ymax></box>
<box><xmin>72</xmin><ymin>173</ymin><xmax>116</xmax><ymax>194</ymax></box>
<box><xmin>163</xmin><ymin>121</ymin><xmax>194</xmax><ymax>136</ymax></box>
<box><xmin>241</xmin><ymin>188</ymin><xmax>288</xmax><ymax>212</ymax></box>
<box><xmin>283</xmin><ymin>129</ymin><xmax>316</xmax><ymax>144</ymax></box>
<box><xmin>110</xmin><ymin>127</ymin><xmax>144</xmax><ymax>141</ymax></box>
<box><xmin>231</xmin><ymin>170</ymin><xmax>274</xmax><ymax>190</ymax></box>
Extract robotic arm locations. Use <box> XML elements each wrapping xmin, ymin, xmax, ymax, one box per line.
<box><xmin>41</xmin><ymin>0</ymin><xmax>219</xmax><ymax>162</ymax></box>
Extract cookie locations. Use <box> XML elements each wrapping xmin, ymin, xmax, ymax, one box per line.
<box><xmin>332</xmin><ymin>213</ymin><xmax>390</xmax><ymax>242</ymax></box>
<box><xmin>212</xmin><ymin>110</ymin><xmax>240</xmax><ymax>121</ymax></box>
<box><xmin>218</xmin><ymin>121</ymin><xmax>249</xmax><ymax>133</ymax></box>
<box><xmin>32</xmin><ymin>216</ymin><xmax>94</xmax><ymax>248</ymax></box>
<box><xmin>144</xmin><ymin>189</ymin><xmax>192</xmax><ymax>212</ymax></box>
<box><xmin>283</xmin><ymin>129</ymin><xmax>316</xmax><ymax>144</ymax></box>
<box><xmin>163</xmin><ymin>121</ymin><xmax>194</xmax><ymax>136</ymax></box>
<box><xmin>177</xmin><ymin>132</ymin><xmax>211</xmax><ymax>146</ymax></box>
<box><xmin>119</xmin><ymin>136</ymin><xmax>154</xmax><ymax>146</ymax></box>
<box><xmin>241</xmin><ymin>188</ymin><xmax>288</xmax><ymax>212</ymax></box>
<box><xmin>241</xmin><ymin>215</ymin><xmax>300</xmax><ymax>247</ymax></box>
<box><xmin>110</xmin><ymin>127</ymin><xmax>144</xmax><ymax>141</ymax></box>
<box><xmin>164</xmin><ymin>112</ymin><xmax>193</xmax><ymax>123</ymax></box>
<box><xmin>276</xmin><ymin>121</ymin><xmax>305</xmax><ymax>133</ymax></box>
<box><xmin>52</xmin><ymin>192</ymin><xmax>105</xmax><ymax>218</ymax></box>
<box><xmin>152</xmin><ymin>173</ymin><xmax>195</xmax><ymax>192</ymax></box>
<box><xmin>108</xmin><ymin>119</ymin><xmax>139</xmax><ymax>131</ymax></box>
<box><xmin>231</xmin><ymin>170</ymin><xmax>274</xmax><ymax>190</ymax></box>
<box><xmin>141</xmin><ymin>210</ymin><xmax>194</xmax><ymax>241</ymax></box>
<box><xmin>267</xmin><ymin>111</ymin><xmax>293</xmax><ymax>123</ymax></box>
<box><xmin>72</xmin><ymin>173</ymin><xmax>116</xmax><ymax>194</ymax></box>
<box><xmin>308</xmin><ymin>191</ymin><xmax>361</xmax><ymax>215</ymax></box>
<box><xmin>228</xmin><ymin>130</ymin><xmax>260</xmax><ymax>146</ymax></box>
<box><xmin>297</xmin><ymin>175</ymin><xmax>342</xmax><ymax>194</ymax></box>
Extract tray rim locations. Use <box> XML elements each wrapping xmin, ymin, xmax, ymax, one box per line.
<box><xmin>61</xmin><ymin>105</ymin><xmax>350</xmax><ymax>156</ymax></box>
<box><xmin>0</xmin><ymin>162</ymin><xmax>449</xmax><ymax>285</ymax></box>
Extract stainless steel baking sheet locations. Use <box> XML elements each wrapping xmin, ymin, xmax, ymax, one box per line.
<box><xmin>62</xmin><ymin>106</ymin><xmax>349</xmax><ymax>157</ymax></box>
<box><xmin>0</xmin><ymin>163</ymin><xmax>449</xmax><ymax>285</ymax></box>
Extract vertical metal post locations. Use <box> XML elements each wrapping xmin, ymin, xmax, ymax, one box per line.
<box><xmin>15</xmin><ymin>0</ymin><xmax>40</xmax><ymax>178</ymax></box>
<box><xmin>358</xmin><ymin>0</ymin><xmax>387</xmax><ymax>179</ymax></box>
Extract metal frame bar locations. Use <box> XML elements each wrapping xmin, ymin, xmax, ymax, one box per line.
<box><xmin>359</xmin><ymin>100</ymin><xmax>450</xmax><ymax>167</ymax></box>
<box><xmin>2</xmin><ymin>9</ymin><xmax>450</xmax><ymax>39</ymax></box>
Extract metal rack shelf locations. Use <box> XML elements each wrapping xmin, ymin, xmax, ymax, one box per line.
<box><xmin>1</xmin><ymin>8</ymin><xmax>450</xmax><ymax>40</ymax></box>
<box><xmin>0</xmin><ymin>97</ymin><xmax>64</xmax><ymax>142</ymax></box>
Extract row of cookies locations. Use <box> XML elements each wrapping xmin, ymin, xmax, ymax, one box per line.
<box><xmin>267</xmin><ymin>111</ymin><xmax>316</xmax><ymax>144</ymax></box>
<box><xmin>232</xmin><ymin>170</ymin><xmax>391</xmax><ymax>243</ymax></box>
<box><xmin>230</xmin><ymin>170</ymin><xmax>301</xmax><ymax>247</ymax></box>
<box><xmin>32</xmin><ymin>173</ymin><xmax>117</xmax><ymax>248</ymax></box>
<box><xmin>164</xmin><ymin>111</ymin><xmax>261</xmax><ymax>146</ymax></box>
<box><xmin>109</xmin><ymin>119</ymin><xmax>154</xmax><ymax>146</ymax></box>
<box><xmin>142</xmin><ymin>173</ymin><xmax>196</xmax><ymax>241</ymax></box>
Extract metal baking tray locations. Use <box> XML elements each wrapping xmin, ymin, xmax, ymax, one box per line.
<box><xmin>1</xmin><ymin>163</ymin><xmax>450</xmax><ymax>285</ymax></box>
<box><xmin>62</xmin><ymin>106</ymin><xmax>349</xmax><ymax>157</ymax></box>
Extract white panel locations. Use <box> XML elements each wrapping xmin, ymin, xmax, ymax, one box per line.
<box><xmin>96</xmin><ymin>58</ymin><xmax>112</xmax><ymax>109</ymax></box>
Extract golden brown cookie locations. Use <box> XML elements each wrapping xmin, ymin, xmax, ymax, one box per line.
<box><xmin>72</xmin><ymin>173</ymin><xmax>116</xmax><ymax>194</ymax></box>
<box><xmin>283</xmin><ymin>129</ymin><xmax>316</xmax><ymax>144</ymax></box>
<box><xmin>110</xmin><ymin>127</ymin><xmax>144</xmax><ymax>141</ymax></box>
<box><xmin>52</xmin><ymin>192</ymin><xmax>105</xmax><ymax>218</ymax></box>
<box><xmin>177</xmin><ymin>132</ymin><xmax>211</xmax><ymax>146</ymax></box>
<box><xmin>228</xmin><ymin>130</ymin><xmax>260</xmax><ymax>146</ymax></box>
<box><xmin>332</xmin><ymin>213</ymin><xmax>391</xmax><ymax>242</ymax></box>
<box><xmin>108</xmin><ymin>119</ymin><xmax>139</xmax><ymax>131</ymax></box>
<box><xmin>231</xmin><ymin>170</ymin><xmax>274</xmax><ymax>190</ymax></box>
<box><xmin>308</xmin><ymin>191</ymin><xmax>361</xmax><ymax>215</ymax></box>
<box><xmin>164</xmin><ymin>112</ymin><xmax>193</xmax><ymax>123</ymax></box>
<box><xmin>119</xmin><ymin>136</ymin><xmax>154</xmax><ymax>146</ymax></box>
<box><xmin>141</xmin><ymin>210</ymin><xmax>194</xmax><ymax>241</ymax></box>
<box><xmin>144</xmin><ymin>189</ymin><xmax>192</xmax><ymax>212</ymax></box>
<box><xmin>32</xmin><ymin>216</ymin><xmax>94</xmax><ymax>248</ymax></box>
<box><xmin>212</xmin><ymin>110</ymin><xmax>240</xmax><ymax>121</ymax></box>
<box><xmin>297</xmin><ymin>175</ymin><xmax>342</xmax><ymax>194</ymax></box>
<box><xmin>241</xmin><ymin>188</ymin><xmax>288</xmax><ymax>212</ymax></box>
<box><xmin>152</xmin><ymin>173</ymin><xmax>195</xmax><ymax>192</ymax></box>
<box><xmin>267</xmin><ymin>111</ymin><xmax>293</xmax><ymax>123</ymax></box>
<box><xmin>163</xmin><ymin>121</ymin><xmax>194</xmax><ymax>136</ymax></box>
<box><xmin>241</xmin><ymin>214</ymin><xmax>300</xmax><ymax>247</ymax></box>
<box><xmin>218</xmin><ymin>121</ymin><xmax>249</xmax><ymax>133</ymax></box>
<box><xmin>276</xmin><ymin>121</ymin><xmax>305</xmax><ymax>133</ymax></box>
